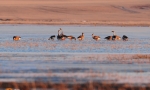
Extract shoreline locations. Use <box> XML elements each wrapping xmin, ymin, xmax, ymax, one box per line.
<box><xmin>0</xmin><ymin>20</ymin><xmax>150</xmax><ymax>27</ymax></box>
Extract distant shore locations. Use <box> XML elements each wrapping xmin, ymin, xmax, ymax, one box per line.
<box><xmin>0</xmin><ymin>20</ymin><xmax>150</xmax><ymax>26</ymax></box>
<box><xmin>0</xmin><ymin>0</ymin><xmax>150</xmax><ymax>26</ymax></box>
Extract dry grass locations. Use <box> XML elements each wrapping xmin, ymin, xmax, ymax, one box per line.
<box><xmin>132</xmin><ymin>54</ymin><xmax>150</xmax><ymax>59</ymax></box>
<box><xmin>0</xmin><ymin>81</ymin><xmax>150</xmax><ymax>90</ymax></box>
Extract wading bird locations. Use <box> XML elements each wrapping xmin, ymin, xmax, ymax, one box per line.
<box><xmin>13</xmin><ymin>36</ymin><xmax>21</xmax><ymax>41</ymax></box>
<box><xmin>104</xmin><ymin>36</ymin><xmax>112</xmax><ymax>40</ymax></box>
<box><xmin>67</xmin><ymin>36</ymin><xmax>76</xmax><ymax>40</ymax></box>
<box><xmin>48</xmin><ymin>35</ymin><xmax>55</xmax><ymax>40</ymax></box>
<box><xmin>57</xmin><ymin>29</ymin><xmax>66</xmax><ymax>40</ymax></box>
<box><xmin>122</xmin><ymin>35</ymin><xmax>128</xmax><ymax>41</ymax></box>
<box><xmin>112</xmin><ymin>31</ymin><xmax>121</xmax><ymax>40</ymax></box>
<box><xmin>92</xmin><ymin>33</ymin><xmax>100</xmax><ymax>41</ymax></box>
<box><xmin>77</xmin><ymin>33</ymin><xmax>84</xmax><ymax>41</ymax></box>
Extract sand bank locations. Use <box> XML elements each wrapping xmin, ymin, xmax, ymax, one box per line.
<box><xmin>0</xmin><ymin>0</ymin><xmax>150</xmax><ymax>26</ymax></box>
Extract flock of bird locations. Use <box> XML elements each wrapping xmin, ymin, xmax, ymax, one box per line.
<box><xmin>13</xmin><ymin>28</ymin><xmax>128</xmax><ymax>41</ymax></box>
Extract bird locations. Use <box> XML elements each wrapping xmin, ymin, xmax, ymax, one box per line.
<box><xmin>57</xmin><ymin>29</ymin><xmax>66</xmax><ymax>40</ymax></box>
<box><xmin>112</xmin><ymin>31</ymin><xmax>121</xmax><ymax>40</ymax></box>
<box><xmin>77</xmin><ymin>33</ymin><xmax>84</xmax><ymax>40</ymax></box>
<box><xmin>67</xmin><ymin>36</ymin><xmax>76</xmax><ymax>40</ymax></box>
<box><xmin>92</xmin><ymin>33</ymin><xmax>100</xmax><ymax>41</ymax></box>
<box><xmin>59</xmin><ymin>28</ymin><xmax>68</xmax><ymax>38</ymax></box>
<box><xmin>57</xmin><ymin>29</ymin><xmax>61</xmax><ymax>40</ymax></box>
<box><xmin>104</xmin><ymin>36</ymin><xmax>112</xmax><ymax>40</ymax></box>
<box><xmin>122</xmin><ymin>35</ymin><xmax>128</xmax><ymax>41</ymax></box>
<box><xmin>60</xmin><ymin>31</ymin><xmax>68</xmax><ymax>38</ymax></box>
<box><xmin>13</xmin><ymin>36</ymin><xmax>21</xmax><ymax>41</ymax></box>
<box><xmin>48</xmin><ymin>35</ymin><xmax>55</xmax><ymax>40</ymax></box>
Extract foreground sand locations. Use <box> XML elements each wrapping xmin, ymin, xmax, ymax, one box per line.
<box><xmin>0</xmin><ymin>0</ymin><xmax>150</xmax><ymax>26</ymax></box>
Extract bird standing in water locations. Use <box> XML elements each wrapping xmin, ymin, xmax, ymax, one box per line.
<box><xmin>122</xmin><ymin>35</ymin><xmax>128</xmax><ymax>41</ymax></box>
<box><xmin>92</xmin><ymin>33</ymin><xmax>100</xmax><ymax>41</ymax></box>
<box><xmin>77</xmin><ymin>32</ymin><xmax>84</xmax><ymax>41</ymax></box>
<box><xmin>13</xmin><ymin>36</ymin><xmax>21</xmax><ymax>41</ymax></box>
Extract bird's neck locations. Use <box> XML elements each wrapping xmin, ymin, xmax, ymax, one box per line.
<box><xmin>113</xmin><ymin>32</ymin><xmax>116</xmax><ymax>35</ymax></box>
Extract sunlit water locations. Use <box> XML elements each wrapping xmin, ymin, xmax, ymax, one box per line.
<box><xmin>0</xmin><ymin>25</ymin><xmax>150</xmax><ymax>85</ymax></box>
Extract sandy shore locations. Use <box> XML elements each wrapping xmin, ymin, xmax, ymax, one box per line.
<box><xmin>0</xmin><ymin>0</ymin><xmax>150</xmax><ymax>26</ymax></box>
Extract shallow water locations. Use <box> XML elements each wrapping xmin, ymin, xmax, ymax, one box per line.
<box><xmin>0</xmin><ymin>25</ymin><xmax>150</xmax><ymax>53</ymax></box>
<box><xmin>0</xmin><ymin>25</ymin><xmax>150</xmax><ymax>86</ymax></box>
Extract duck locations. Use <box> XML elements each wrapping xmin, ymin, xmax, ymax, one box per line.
<box><xmin>92</xmin><ymin>33</ymin><xmax>100</xmax><ymax>41</ymax></box>
<box><xmin>112</xmin><ymin>31</ymin><xmax>121</xmax><ymax>40</ymax></box>
<box><xmin>60</xmin><ymin>30</ymin><xmax>68</xmax><ymax>38</ymax></box>
<box><xmin>59</xmin><ymin>28</ymin><xmax>67</xmax><ymax>37</ymax></box>
<box><xmin>104</xmin><ymin>36</ymin><xmax>112</xmax><ymax>40</ymax></box>
<box><xmin>57</xmin><ymin>29</ymin><xmax>61</xmax><ymax>40</ymax></box>
<box><xmin>57</xmin><ymin>29</ymin><xmax>66</xmax><ymax>40</ymax></box>
<box><xmin>67</xmin><ymin>36</ymin><xmax>76</xmax><ymax>40</ymax></box>
<box><xmin>48</xmin><ymin>35</ymin><xmax>55</xmax><ymax>40</ymax></box>
<box><xmin>122</xmin><ymin>35</ymin><xmax>128</xmax><ymax>41</ymax></box>
<box><xmin>77</xmin><ymin>33</ymin><xmax>84</xmax><ymax>40</ymax></box>
<box><xmin>13</xmin><ymin>36</ymin><xmax>21</xmax><ymax>41</ymax></box>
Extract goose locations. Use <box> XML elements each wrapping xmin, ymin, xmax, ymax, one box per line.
<box><xmin>59</xmin><ymin>28</ymin><xmax>68</xmax><ymax>38</ymax></box>
<box><xmin>13</xmin><ymin>36</ymin><xmax>21</xmax><ymax>41</ymax></box>
<box><xmin>60</xmin><ymin>31</ymin><xmax>68</xmax><ymax>38</ymax></box>
<box><xmin>57</xmin><ymin>29</ymin><xmax>66</xmax><ymax>40</ymax></box>
<box><xmin>77</xmin><ymin>33</ymin><xmax>84</xmax><ymax>40</ymax></box>
<box><xmin>122</xmin><ymin>35</ymin><xmax>128</xmax><ymax>41</ymax></box>
<box><xmin>104</xmin><ymin>36</ymin><xmax>112</xmax><ymax>40</ymax></box>
<box><xmin>48</xmin><ymin>35</ymin><xmax>55</xmax><ymax>40</ymax></box>
<box><xmin>57</xmin><ymin>29</ymin><xmax>61</xmax><ymax>40</ymax></box>
<box><xmin>92</xmin><ymin>34</ymin><xmax>100</xmax><ymax>41</ymax></box>
<box><xmin>67</xmin><ymin>36</ymin><xmax>76</xmax><ymax>40</ymax></box>
<box><xmin>112</xmin><ymin>31</ymin><xmax>121</xmax><ymax>40</ymax></box>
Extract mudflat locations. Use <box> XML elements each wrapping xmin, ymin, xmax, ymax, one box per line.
<box><xmin>0</xmin><ymin>0</ymin><xmax>150</xmax><ymax>26</ymax></box>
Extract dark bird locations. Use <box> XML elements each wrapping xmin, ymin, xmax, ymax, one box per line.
<box><xmin>13</xmin><ymin>36</ymin><xmax>21</xmax><ymax>41</ymax></box>
<box><xmin>104</xmin><ymin>36</ymin><xmax>112</xmax><ymax>40</ymax></box>
<box><xmin>92</xmin><ymin>33</ymin><xmax>100</xmax><ymax>41</ymax></box>
<box><xmin>57</xmin><ymin>29</ymin><xmax>61</xmax><ymax>40</ymax></box>
<box><xmin>48</xmin><ymin>35</ymin><xmax>55</xmax><ymax>40</ymax></box>
<box><xmin>122</xmin><ymin>35</ymin><xmax>128</xmax><ymax>41</ymax></box>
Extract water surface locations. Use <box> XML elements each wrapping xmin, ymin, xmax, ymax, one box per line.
<box><xmin>0</xmin><ymin>25</ymin><xmax>150</xmax><ymax>86</ymax></box>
